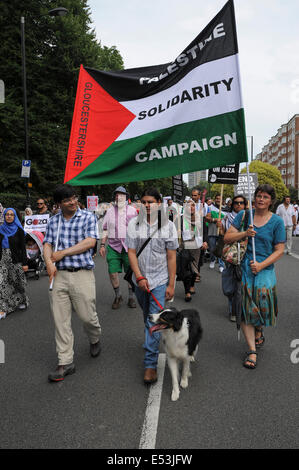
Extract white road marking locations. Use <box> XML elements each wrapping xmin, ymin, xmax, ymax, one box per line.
<box><xmin>290</xmin><ymin>252</ymin><xmax>299</xmax><ymax>260</ymax></box>
<box><xmin>139</xmin><ymin>353</ymin><xmax>166</xmax><ymax>449</ymax></box>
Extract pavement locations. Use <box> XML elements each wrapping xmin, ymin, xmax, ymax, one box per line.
<box><xmin>0</xmin><ymin>248</ymin><xmax>298</xmax><ymax>451</ymax></box>
<box><xmin>289</xmin><ymin>235</ymin><xmax>299</xmax><ymax>258</ymax></box>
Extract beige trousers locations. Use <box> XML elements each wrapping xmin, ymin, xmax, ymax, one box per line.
<box><xmin>49</xmin><ymin>269</ymin><xmax>101</xmax><ymax>365</ymax></box>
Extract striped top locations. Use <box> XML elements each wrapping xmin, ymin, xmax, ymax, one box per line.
<box><xmin>126</xmin><ymin>218</ymin><xmax>178</xmax><ymax>290</ymax></box>
<box><xmin>44</xmin><ymin>209</ymin><xmax>99</xmax><ymax>269</ymax></box>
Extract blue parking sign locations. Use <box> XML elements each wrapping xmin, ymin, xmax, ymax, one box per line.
<box><xmin>21</xmin><ymin>160</ymin><xmax>31</xmax><ymax>177</ymax></box>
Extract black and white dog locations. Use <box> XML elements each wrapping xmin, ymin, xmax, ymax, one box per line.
<box><xmin>149</xmin><ymin>307</ymin><xmax>203</xmax><ymax>401</ymax></box>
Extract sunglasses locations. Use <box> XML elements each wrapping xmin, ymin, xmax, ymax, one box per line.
<box><xmin>234</xmin><ymin>201</ymin><xmax>245</xmax><ymax>205</ymax></box>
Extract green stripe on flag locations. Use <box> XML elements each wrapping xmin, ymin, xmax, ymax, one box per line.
<box><xmin>68</xmin><ymin>109</ymin><xmax>248</xmax><ymax>185</ymax></box>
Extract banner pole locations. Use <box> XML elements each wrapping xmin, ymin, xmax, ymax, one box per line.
<box><xmin>217</xmin><ymin>184</ymin><xmax>224</xmax><ymax>235</ymax></box>
<box><xmin>246</xmin><ymin>162</ymin><xmax>256</xmax><ymax>262</ymax></box>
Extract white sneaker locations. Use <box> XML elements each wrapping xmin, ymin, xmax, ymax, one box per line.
<box><xmin>209</xmin><ymin>261</ymin><xmax>215</xmax><ymax>269</ymax></box>
<box><xmin>219</xmin><ymin>266</ymin><xmax>224</xmax><ymax>273</ymax></box>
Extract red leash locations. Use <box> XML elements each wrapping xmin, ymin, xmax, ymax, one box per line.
<box><xmin>146</xmin><ymin>288</ymin><xmax>164</xmax><ymax>310</ymax></box>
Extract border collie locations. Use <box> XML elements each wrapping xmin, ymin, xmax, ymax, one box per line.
<box><xmin>149</xmin><ymin>307</ymin><xmax>203</xmax><ymax>401</ymax></box>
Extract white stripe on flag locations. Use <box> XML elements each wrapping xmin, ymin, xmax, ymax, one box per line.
<box><xmin>118</xmin><ymin>54</ymin><xmax>241</xmax><ymax>141</ymax></box>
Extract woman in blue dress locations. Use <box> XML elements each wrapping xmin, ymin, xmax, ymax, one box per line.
<box><xmin>224</xmin><ymin>185</ymin><xmax>285</xmax><ymax>369</ymax></box>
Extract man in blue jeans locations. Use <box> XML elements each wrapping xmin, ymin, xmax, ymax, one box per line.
<box><xmin>126</xmin><ymin>188</ymin><xmax>178</xmax><ymax>384</ymax></box>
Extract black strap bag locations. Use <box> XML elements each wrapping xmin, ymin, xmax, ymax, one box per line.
<box><xmin>124</xmin><ymin>227</ymin><xmax>159</xmax><ymax>291</ymax></box>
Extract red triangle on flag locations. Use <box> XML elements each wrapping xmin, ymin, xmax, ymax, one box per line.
<box><xmin>64</xmin><ymin>65</ymin><xmax>136</xmax><ymax>183</ymax></box>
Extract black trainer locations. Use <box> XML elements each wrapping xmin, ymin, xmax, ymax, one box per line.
<box><xmin>48</xmin><ymin>363</ymin><xmax>75</xmax><ymax>382</ymax></box>
<box><xmin>90</xmin><ymin>340</ymin><xmax>101</xmax><ymax>358</ymax></box>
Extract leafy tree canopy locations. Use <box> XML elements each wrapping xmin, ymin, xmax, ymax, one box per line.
<box><xmin>0</xmin><ymin>0</ymin><xmax>124</xmax><ymax>207</ymax></box>
<box><xmin>241</xmin><ymin>161</ymin><xmax>289</xmax><ymax>202</ymax></box>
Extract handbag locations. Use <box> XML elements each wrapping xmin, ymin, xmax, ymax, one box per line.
<box><xmin>176</xmin><ymin>247</ymin><xmax>193</xmax><ymax>281</ymax></box>
<box><xmin>124</xmin><ymin>226</ymin><xmax>159</xmax><ymax>290</ymax></box>
<box><xmin>221</xmin><ymin>210</ymin><xmax>249</xmax><ymax>265</ymax></box>
<box><xmin>213</xmin><ymin>234</ymin><xmax>224</xmax><ymax>258</ymax></box>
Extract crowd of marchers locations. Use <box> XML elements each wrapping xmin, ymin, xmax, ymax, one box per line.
<box><xmin>0</xmin><ymin>183</ymin><xmax>297</xmax><ymax>379</ymax></box>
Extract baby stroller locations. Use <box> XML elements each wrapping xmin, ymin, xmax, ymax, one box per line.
<box><xmin>25</xmin><ymin>230</ymin><xmax>46</xmax><ymax>279</ymax></box>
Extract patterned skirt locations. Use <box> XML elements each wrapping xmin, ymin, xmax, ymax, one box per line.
<box><xmin>0</xmin><ymin>249</ymin><xmax>29</xmax><ymax>314</ymax></box>
<box><xmin>241</xmin><ymin>257</ymin><xmax>278</xmax><ymax>327</ymax></box>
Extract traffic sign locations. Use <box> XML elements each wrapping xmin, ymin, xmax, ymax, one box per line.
<box><xmin>21</xmin><ymin>160</ymin><xmax>31</xmax><ymax>178</ymax></box>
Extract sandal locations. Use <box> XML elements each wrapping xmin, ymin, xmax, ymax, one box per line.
<box><xmin>185</xmin><ymin>293</ymin><xmax>192</xmax><ymax>302</ymax></box>
<box><xmin>189</xmin><ymin>287</ymin><xmax>195</xmax><ymax>295</ymax></box>
<box><xmin>255</xmin><ymin>328</ymin><xmax>265</xmax><ymax>348</ymax></box>
<box><xmin>243</xmin><ymin>350</ymin><xmax>258</xmax><ymax>369</ymax></box>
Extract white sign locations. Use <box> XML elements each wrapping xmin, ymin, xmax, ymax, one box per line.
<box><xmin>21</xmin><ymin>160</ymin><xmax>31</xmax><ymax>178</ymax></box>
<box><xmin>234</xmin><ymin>173</ymin><xmax>258</xmax><ymax>198</ymax></box>
<box><xmin>24</xmin><ymin>214</ymin><xmax>49</xmax><ymax>232</ymax></box>
<box><xmin>87</xmin><ymin>196</ymin><xmax>98</xmax><ymax>211</ymax></box>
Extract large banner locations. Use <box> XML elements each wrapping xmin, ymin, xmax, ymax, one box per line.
<box><xmin>64</xmin><ymin>0</ymin><xmax>248</xmax><ymax>186</ymax></box>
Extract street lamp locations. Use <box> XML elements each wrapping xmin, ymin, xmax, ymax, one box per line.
<box><xmin>20</xmin><ymin>7</ymin><xmax>69</xmax><ymax>206</ymax></box>
<box><xmin>48</xmin><ymin>7</ymin><xmax>69</xmax><ymax>17</ymax></box>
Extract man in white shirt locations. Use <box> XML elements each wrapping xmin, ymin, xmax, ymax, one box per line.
<box><xmin>276</xmin><ymin>196</ymin><xmax>297</xmax><ymax>254</ymax></box>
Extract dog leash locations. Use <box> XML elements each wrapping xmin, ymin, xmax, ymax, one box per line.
<box><xmin>146</xmin><ymin>288</ymin><xmax>164</xmax><ymax>310</ymax></box>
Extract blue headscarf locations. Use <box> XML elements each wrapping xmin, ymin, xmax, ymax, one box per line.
<box><xmin>0</xmin><ymin>208</ymin><xmax>25</xmax><ymax>249</ymax></box>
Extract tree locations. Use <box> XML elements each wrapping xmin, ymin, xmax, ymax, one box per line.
<box><xmin>241</xmin><ymin>161</ymin><xmax>288</xmax><ymax>202</ymax></box>
<box><xmin>210</xmin><ymin>183</ymin><xmax>234</xmax><ymax>200</ymax></box>
<box><xmin>0</xmin><ymin>0</ymin><xmax>124</xmax><ymax>206</ymax></box>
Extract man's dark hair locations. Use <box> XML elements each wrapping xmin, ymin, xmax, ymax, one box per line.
<box><xmin>53</xmin><ymin>184</ymin><xmax>77</xmax><ymax>203</ymax></box>
<box><xmin>140</xmin><ymin>187</ymin><xmax>162</xmax><ymax>202</ymax></box>
<box><xmin>138</xmin><ymin>187</ymin><xmax>167</xmax><ymax>227</ymax></box>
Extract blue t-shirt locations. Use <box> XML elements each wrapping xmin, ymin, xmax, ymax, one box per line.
<box><xmin>232</xmin><ymin>210</ymin><xmax>286</xmax><ymax>269</ymax></box>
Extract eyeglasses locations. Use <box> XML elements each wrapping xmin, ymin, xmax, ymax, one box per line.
<box><xmin>61</xmin><ymin>196</ymin><xmax>78</xmax><ymax>204</ymax></box>
<box><xmin>234</xmin><ymin>201</ymin><xmax>245</xmax><ymax>205</ymax></box>
<box><xmin>37</xmin><ymin>202</ymin><xmax>44</xmax><ymax>205</ymax></box>
<box><xmin>255</xmin><ymin>194</ymin><xmax>271</xmax><ymax>200</ymax></box>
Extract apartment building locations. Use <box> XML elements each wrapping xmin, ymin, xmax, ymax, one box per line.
<box><xmin>188</xmin><ymin>170</ymin><xmax>208</xmax><ymax>188</ymax></box>
<box><xmin>256</xmin><ymin>114</ymin><xmax>299</xmax><ymax>192</ymax></box>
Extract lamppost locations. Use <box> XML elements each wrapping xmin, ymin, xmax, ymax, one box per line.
<box><xmin>20</xmin><ymin>7</ymin><xmax>68</xmax><ymax>207</ymax></box>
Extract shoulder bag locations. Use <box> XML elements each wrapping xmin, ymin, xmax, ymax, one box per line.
<box><xmin>124</xmin><ymin>226</ymin><xmax>159</xmax><ymax>290</ymax></box>
<box><xmin>221</xmin><ymin>210</ymin><xmax>249</xmax><ymax>265</ymax></box>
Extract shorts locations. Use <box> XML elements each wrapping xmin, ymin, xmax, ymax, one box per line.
<box><xmin>106</xmin><ymin>245</ymin><xmax>130</xmax><ymax>274</ymax></box>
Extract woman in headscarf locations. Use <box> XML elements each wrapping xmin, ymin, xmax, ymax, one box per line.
<box><xmin>0</xmin><ymin>208</ymin><xmax>29</xmax><ymax>319</ymax></box>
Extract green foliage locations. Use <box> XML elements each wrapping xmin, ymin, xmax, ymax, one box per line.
<box><xmin>0</xmin><ymin>192</ymin><xmax>28</xmax><ymax>210</ymax></box>
<box><xmin>288</xmin><ymin>186</ymin><xmax>299</xmax><ymax>203</ymax></box>
<box><xmin>0</xmin><ymin>0</ymin><xmax>124</xmax><ymax>201</ymax></box>
<box><xmin>210</xmin><ymin>183</ymin><xmax>234</xmax><ymax>200</ymax></box>
<box><xmin>241</xmin><ymin>161</ymin><xmax>288</xmax><ymax>202</ymax></box>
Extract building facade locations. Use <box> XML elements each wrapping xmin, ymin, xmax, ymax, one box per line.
<box><xmin>256</xmin><ymin>114</ymin><xmax>299</xmax><ymax>194</ymax></box>
<box><xmin>188</xmin><ymin>170</ymin><xmax>208</xmax><ymax>188</ymax></box>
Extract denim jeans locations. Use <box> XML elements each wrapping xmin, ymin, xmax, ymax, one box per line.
<box><xmin>208</xmin><ymin>235</ymin><xmax>225</xmax><ymax>268</ymax></box>
<box><xmin>134</xmin><ymin>283</ymin><xmax>167</xmax><ymax>369</ymax></box>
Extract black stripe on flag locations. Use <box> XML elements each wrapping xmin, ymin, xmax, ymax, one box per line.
<box><xmin>86</xmin><ymin>0</ymin><xmax>238</xmax><ymax>102</ymax></box>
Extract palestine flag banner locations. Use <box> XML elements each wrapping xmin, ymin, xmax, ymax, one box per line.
<box><xmin>64</xmin><ymin>0</ymin><xmax>248</xmax><ymax>186</ymax></box>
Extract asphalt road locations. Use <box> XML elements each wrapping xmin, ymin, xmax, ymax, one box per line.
<box><xmin>0</xmin><ymin>240</ymin><xmax>299</xmax><ymax>451</ymax></box>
